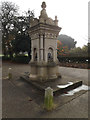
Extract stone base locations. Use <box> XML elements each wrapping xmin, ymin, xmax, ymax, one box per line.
<box><xmin>29</xmin><ymin>61</ymin><xmax>61</xmax><ymax>82</ymax></box>
<box><xmin>20</xmin><ymin>75</ymin><xmax>83</xmax><ymax>95</ymax></box>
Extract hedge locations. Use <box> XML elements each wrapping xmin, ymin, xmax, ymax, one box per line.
<box><xmin>57</xmin><ymin>56</ymin><xmax>89</xmax><ymax>63</ymax></box>
<box><xmin>2</xmin><ymin>56</ymin><xmax>11</xmax><ymax>61</ymax></box>
<box><xmin>12</xmin><ymin>55</ymin><xmax>30</xmax><ymax>64</ymax></box>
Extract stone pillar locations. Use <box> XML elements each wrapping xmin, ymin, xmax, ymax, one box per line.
<box><xmin>31</xmin><ymin>40</ymin><xmax>34</xmax><ymax>61</ymax></box>
<box><xmin>44</xmin><ymin>87</ymin><xmax>54</xmax><ymax>110</ymax></box>
<box><xmin>45</xmin><ymin>49</ymin><xmax>48</xmax><ymax>62</ymax></box>
<box><xmin>8</xmin><ymin>68</ymin><xmax>12</xmax><ymax>80</ymax></box>
<box><xmin>37</xmin><ymin>49</ymin><xmax>39</xmax><ymax>62</ymax></box>
<box><xmin>40</xmin><ymin>35</ymin><xmax>43</xmax><ymax>61</ymax></box>
<box><xmin>43</xmin><ymin>34</ymin><xmax>45</xmax><ymax>61</ymax></box>
<box><xmin>53</xmin><ymin>50</ymin><xmax>56</xmax><ymax>62</ymax></box>
<box><xmin>56</xmin><ymin>49</ymin><xmax>57</xmax><ymax>61</ymax></box>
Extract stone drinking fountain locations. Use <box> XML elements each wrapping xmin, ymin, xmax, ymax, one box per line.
<box><xmin>29</xmin><ymin>1</ymin><xmax>61</xmax><ymax>82</ymax></box>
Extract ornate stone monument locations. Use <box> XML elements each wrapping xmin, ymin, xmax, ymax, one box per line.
<box><xmin>29</xmin><ymin>2</ymin><xmax>62</xmax><ymax>82</ymax></box>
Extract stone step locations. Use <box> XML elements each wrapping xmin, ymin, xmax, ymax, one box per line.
<box><xmin>20</xmin><ymin>75</ymin><xmax>82</xmax><ymax>96</ymax></box>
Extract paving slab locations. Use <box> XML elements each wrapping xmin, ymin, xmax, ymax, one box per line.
<box><xmin>40</xmin><ymin>91</ymin><xmax>89</xmax><ymax>118</ymax></box>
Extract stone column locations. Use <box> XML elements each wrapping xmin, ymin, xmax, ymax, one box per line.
<box><xmin>44</xmin><ymin>87</ymin><xmax>54</xmax><ymax>110</ymax></box>
<box><xmin>8</xmin><ymin>68</ymin><xmax>12</xmax><ymax>80</ymax></box>
<box><xmin>31</xmin><ymin>40</ymin><xmax>34</xmax><ymax>61</ymax></box>
<box><xmin>40</xmin><ymin>35</ymin><xmax>43</xmax><ymax>61</ymax></box>
<box><xmin>53</xmin><ymin>50</ymin><xmax>55</xmax><ymax>62</ymax></box>
<box><xmin>45</xmin><ymin>49</ymin><xmax>48</xmax><ymax>62</ymax></box>
<box><xmin>56</xmin><ymin>49</ymin><xmax>57</xmax><ymax>61</ymax></box>
<box><xmin>37</xmin><ymin>49</ymin><xmax>39</xmax><ymax>62</ymax></box>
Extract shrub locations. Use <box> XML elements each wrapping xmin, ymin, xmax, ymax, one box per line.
<box><xmin>2</xmin><ymin>56</ymin><xmax>11</xmax><ymax>61</ymax></box>
<box><xmin>57</xmin><ymin>56</ymin><xmax>89</xmax><ymax>63</ymax></box>
<box><xmin>12</xmin><ymin>55</ymin><xmax>30</xmax><ymax>64</ymax></box>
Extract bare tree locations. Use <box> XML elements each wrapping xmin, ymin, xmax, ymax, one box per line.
<box><xmin>0</xmin><ymin>1</ymin><xmax>19</xmax><ymax>58</ymax></box>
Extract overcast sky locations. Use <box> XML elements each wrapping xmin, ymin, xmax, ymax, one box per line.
<box><xmin>0</xmin><ymin>0</ymin><xmax>89</xmax><ymax>47</ymax></box>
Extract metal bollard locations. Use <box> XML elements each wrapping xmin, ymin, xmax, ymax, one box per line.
<box><xmin>44</xmin><ymin>87</ymin><xmax>54</xmax><ymax>110</ymax></box>
<box><xmin>8</xmin><ymin>68</ymin><xmax>12</xmax><ymax>80</ymax></box>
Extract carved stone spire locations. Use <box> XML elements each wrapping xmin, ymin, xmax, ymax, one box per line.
<box><xmin>39</xmin><ymin>2</ymin><xmax>58</xmax><ymax>26</ymax></box>
<box><xmin>54</xmin><ymin>16</ymin><xmax>58</xmax><ymax>26</ymax></box>
<box><xmin>39</xmin><ymin>1</ymin><xmax>48</xmax><ymax>19</ymax></box>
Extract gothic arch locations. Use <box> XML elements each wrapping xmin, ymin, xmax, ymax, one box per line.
<box><xmin>47</xmin><ymin>47</ymin><xmax>53</xmax><ymax>62</ymax></box>
<box><xmin>47</xmin><ymin>45</ymin><xmax>55</xmax><ymax>51</ymax></box>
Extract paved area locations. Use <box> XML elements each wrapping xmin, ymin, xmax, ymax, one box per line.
<box><xmin>0</xmin><ymin>67</ymin><xmax>2</xmax><ymax>120</ymax></box>
<box><xmin>2</xmin><ymin>61</ymin><xmax>89</xmax><ymax>118</ymax></box>
<box><xmin>0</xmin><ymin>59</ymin><xmax>2</xmax><ymax>119</ymax></box>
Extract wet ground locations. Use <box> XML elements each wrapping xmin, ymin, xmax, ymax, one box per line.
<box><xmin>1</xmin><ymin>61</ymin><xmax>89</xmax><ymax>118</ymax></box>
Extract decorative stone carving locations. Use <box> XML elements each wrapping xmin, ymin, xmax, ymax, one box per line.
<box><xmin>30</xmin><ymin>18</ymin><xmax>39</xmax><ymax>27</ymax></box>
<box><xmin>40</xmin><ymin>2</ymin><xmax>48</xmax><ymax>19</ymax></box>
<box><xmin>54</xmin><ymin>16</ymin><xmax>58</xmax><ymax>26</ymax></box>
<box><xmin>39</xmin><ymin>2</ymin><xmax>57</xmax><ymax>26</ymax></box>
<box><xmin>41</xmin><ymin>1</ymin><xmax>46</xmax><ymax>9</ymax></box>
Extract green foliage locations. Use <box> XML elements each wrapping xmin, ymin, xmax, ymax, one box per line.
<box><xmin>88</xmin><ymin>43</ymin><xmax>90</xmax><ymax>53</ymax></box>
<box><xmin>82</xmin><ymin>45</ymin><xmax>88</xmax><ymax>53</ymax></box>
<box><xmin>69</xmin><ymin>47</ymin><xmax>82</xmax><ymax>54</ymax></box>
<box><xmin>58</xmin><ymin>56</ymin><xmax>88</xmax><ymax>63</ymax></box>
<box><xmin>2</xmin><ymin>56</ymin><xmax>11</xmax><ymax>61</ymax></box>
<box><xmin>11</xmin><ymin>14</ymin><xmax>33</xmax><ymax>58</ymax></box>
<box><xmin>57</xmin><ymin>34</ymin><xmax>77</xmax><ymax>50</ymax></box>
<box><xmin>1</xmin><ymin>1</ymin><xmax>34</xmax><ymax>59</ymax></box>
<box><xmin>12</xmin><ymin>55</ymin><xmax>30</xmax><ymax>64</ymax></box>
<box><xmin>12</xmin><ymin>34</ymin><xmax>31</xmax><ymax>55</ymax></box>
<box><xmin>57</xmin><ymin>44</ymin><xmax>89</xmax><ymax>63</ymax></box>
<box><xmin>57</xmin><ymin>40</ymin><xmax>69</xmax><ymax>56</ymax></box>
<box><xmin>69</xmin><ymin>44</ymin><xmax>88</xmax><ymax>57</ymax></box>
<box><xmin>1</xmin><ymin>1</ymin><xmax>19</xmax><ymax>58</ymax></box>
<box><xmin>57</xmin><ymin>34</ymin><xmax>76</xmax><ymax>57</ymax></box>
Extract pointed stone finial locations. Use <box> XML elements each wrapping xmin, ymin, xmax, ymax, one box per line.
<box><xmin>55</xmin><ymin>16</ymin><xmax>57</xmax><ymax>20</ymax></box>
<box><xmin>54</xmin><ymin>16</ymin><xmax>58</xmax><ymax>26</ymax></box>
<box><xmin>41</xmin><ymin>1</ymin><xmax>46</xmax><ymax>9</ymax></box>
